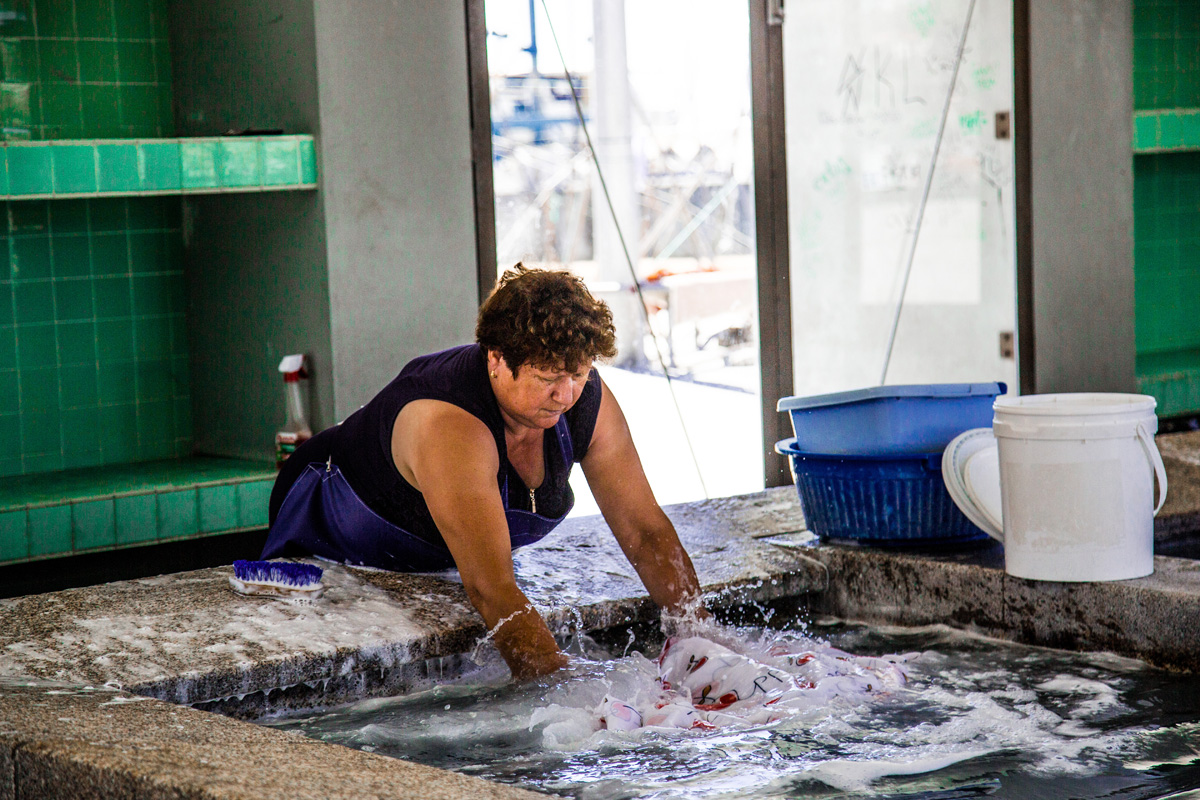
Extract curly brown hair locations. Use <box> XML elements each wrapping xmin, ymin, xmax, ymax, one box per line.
<box><xmin>476</xmin><ymin>264</ymin><xmax>617</xmax><ymax>375</ymax></box>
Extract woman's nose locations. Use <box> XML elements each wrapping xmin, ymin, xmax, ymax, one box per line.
<box><xmin>551</xmin><ymin>379</ymin><xmax>573</xmax><ymax>403</ymax></box>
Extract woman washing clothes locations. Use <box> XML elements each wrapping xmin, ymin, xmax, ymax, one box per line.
<box><xmin>264</xmin><ymin>265</ymin><xmax>706</xmax><ymax>680</ymax></box>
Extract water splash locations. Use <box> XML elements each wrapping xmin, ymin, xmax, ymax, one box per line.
<box><xmin>267</xmin><ymin>621</ymin><xmax>1200</xmax><ymax>799</ymax></box>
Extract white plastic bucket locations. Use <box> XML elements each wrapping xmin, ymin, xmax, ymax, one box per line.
<box><xmin>990</xmin><ymin>393</ymin><xmax>1168</xmax><ymax>582</ymax></box>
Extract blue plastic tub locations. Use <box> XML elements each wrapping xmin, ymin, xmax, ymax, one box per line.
<box><xmin>777</xmin><ymin>382</ymin><xmax>1006</xmax><ymax>456</ymax></box>
<box><xmin>775</xmin><ymin>437</ymin><xmax>988</xmax><ymax>544</ymax></box>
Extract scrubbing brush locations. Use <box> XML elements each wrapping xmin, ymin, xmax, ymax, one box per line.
<box><xmin>229</xmin><ymin>560</ymin><xmax>325</xmax><ymax>599</ymax></box>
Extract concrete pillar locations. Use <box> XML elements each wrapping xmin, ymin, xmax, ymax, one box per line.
<box><xmin>1022</xmin><ymin>0</ymin><xmax>1135</xmax><ymax>393</ymax></box>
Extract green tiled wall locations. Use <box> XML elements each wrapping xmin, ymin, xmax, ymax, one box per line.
<box><xmin>1133</xmin><ymin>152</ymin><xmax>1200</xmax><ymax>356</ymax></box>
<box><xmin>1133</xmin><ymin>0</ymin><xmax>1200</xmax><ymax>111</ymax></box>
<box><xmin>0</xmin><ymin>196</ymin><xmax>189</xmax><ymax>477</ymax></box>
<box><xmin>0</xmin><ymin>0</ymin><xmax>192</xmax><ymax>476</ymax></box>
<box><xmin>0</xmin><ymin>0</ymin><xmax>173</xmax><ymax>142</ymax></box>
<box><xmin>1133</xmin><ymin>1</ymin><xmax>1200</xmax><ymax>417</ymax></box>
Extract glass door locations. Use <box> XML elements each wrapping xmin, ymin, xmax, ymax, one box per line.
<box><xmin>782</xmin><ymin>0</ymin><xmax>1017</xmax><ymax>398</ymax></box>
<box><xmin>484</xmin><ymin>0</ymin><xmax>763</xmax><ymax>513</ymax></box>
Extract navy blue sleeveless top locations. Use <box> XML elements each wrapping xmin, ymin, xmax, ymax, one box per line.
<box><xmin>322</xmin><ymin>344</ymin><xmax>602</xmax><ymax>550</ymax></box>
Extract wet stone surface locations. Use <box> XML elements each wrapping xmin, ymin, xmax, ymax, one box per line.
<box><xmin>2</xmin><ymin>426</ymin><xmax>1200</xmax><ymax>799</ymax></box>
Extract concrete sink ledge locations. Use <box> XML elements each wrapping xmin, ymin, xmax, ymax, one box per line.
<box><xmin>0</xmin><ymin>489</ymin><xmax>823</xmax><ymax>800</ymax></box>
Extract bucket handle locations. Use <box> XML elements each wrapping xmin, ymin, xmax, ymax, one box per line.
<box><xmin>1136</xmin><ymin>422</ymin><xmax>1169</xmax><ymax>516</ymax></box>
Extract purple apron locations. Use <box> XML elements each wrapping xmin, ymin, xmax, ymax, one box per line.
<box><xmin>261</xmin><ymin>415</ymin><xmax>574</xmax><ymax>572</ymax></box>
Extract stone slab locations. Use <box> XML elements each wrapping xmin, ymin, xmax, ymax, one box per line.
<box><xmin>0</xmin><ymin>681</ymin><xmax>542</xmax><ymax>800</ymax></box>
<box><xmin>0</xmin><ymin>489</ymin><xmax>823</xmax><ymax>714</ymax></box>
<box><xmin>799</xmin><ymin>538</ymin><xmax>1200</xmax><ymax>672</ymax></box>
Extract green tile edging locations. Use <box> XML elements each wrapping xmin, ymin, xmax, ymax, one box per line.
<box><xmin>1137</xmin><ymin>348</ymin><xmax>1200</xmax><ymax>418</ymax></box>
<box><xmin>0</xmin><ymin>135</ymin><xmax>318</xmax><ymax>200</ymax></box>
<box><xmin>1133</xmin><ymin>109</ymin><xmax>1200</xmax><ymax>153</ymax></box>
<box><xmin>0</xmin><ymin>477</ymin><xmax>274</xmax><ymax>565</ymax></box>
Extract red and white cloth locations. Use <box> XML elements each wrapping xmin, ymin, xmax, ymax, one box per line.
<box><xmin>596</xmin><ymin>636</ymin><xmax>912</xmax><ymax>732</ymax></box>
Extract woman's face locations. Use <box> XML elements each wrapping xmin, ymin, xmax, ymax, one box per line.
<box><xmin>488</xmin><ymin>351</ymin><xmax>591</xmax><ymax>431</ymax></box>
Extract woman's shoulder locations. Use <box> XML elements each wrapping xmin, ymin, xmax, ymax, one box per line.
<box><xmin>383</xmin><ymin>343</ymin><xmax>499</xmax><ymax>429</ymax></box>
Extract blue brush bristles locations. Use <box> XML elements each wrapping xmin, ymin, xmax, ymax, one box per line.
<box><xmin>231</xmin><ymin>560</ymin><xmax>324</xmax><ymax>595</ymax></box>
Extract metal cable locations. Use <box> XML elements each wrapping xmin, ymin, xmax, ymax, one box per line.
<box><xmin>538</xmin><ymin>0</ymin><xmax>709</xmax><ymax>498</ymax></box>
<box><xmin>880</xmin><ymin>0</ymin><xmax>978</xmax><ymax>385</ymax></box>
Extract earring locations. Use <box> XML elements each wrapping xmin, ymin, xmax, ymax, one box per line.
<box><xmin>490</xmin><ymin>370</ymin><xmax>498</xmax><ymax>379</ymax></box>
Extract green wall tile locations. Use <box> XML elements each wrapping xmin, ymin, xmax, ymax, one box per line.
<box><xmin>299</xmin><ymin>138</ymin><xmax>317</xmax><ymax>184</ymax></box>
<box><xmin>95</xmin><ymin>318</ymin><xmax>132</xmax><ymax>361</ymax></box>
<box><xmin>157</xmin><ymin>488</ymin><xmax>197</xmax><ymax>538</ymax></box>
<box><xmin>198</xmin><ymin>484</ymin><xmax>238</xmax><ymax>532</ymax></box>
<box><xmin>132</xmin><ymin>274</ymin><xmax>171</xmax><ymax>315</ymax></box>
<box><xmin>19</xmin><ymin>364</ymin><xmax>56</xmax><ymax>409</ymax></box>
<box><xmin>57</xmin><ymin>321</ymin><xmax>96</xmax><ymax>364</ymax></box>
<box><xmin>16</xmin><ymin>322</ymin><xmax>55</xmax><ymax>367</ymax></box>
<box><xmin>91</xmin><ymin>234</ymin><xmax>130</xmax><ymax>277</ymax></box>
<box><xmin>0</xmin><ymin>370</ymin><xmax>15</xmax><ymax>414</ymax></box>
<box><xmin>60</xmin><ymin>363</ymin><xmax>97</xmax><ymax>406</ymax></box>
<box><xmin>9</xmin><ymin>201</ymin><xmax>47</xmax><ymax>234</ymax></box>
<box><xmin>76</xmin><ymin>0</ymin><xmax>116</xmax><ymax>38</ymax></box>
<box><xmin>180</xmin><ymin>140</ymin><xmax>217</xmax><ymax>189</ymax></box>
<box><xmin>21</xmin><ymin>411</ymin><xmax>61</xmax><ymax>454</ymax></box>
<box><xmin>93</xmin><ymin>275</ymin><xmax>131</xmax><ymax>317</ymax></box>
<box><xmin>79</xmin><ymin>85</ymin><xmax>121</xmax><ymax>134</ymax></box>
<box><xmin>1134</xmin><ymin>114</ymin><xmax>1158</xmax><ymax>150</ymax></box>
<box><xmin>54</xmin><ymin>279</ymin><xmax>93</xmax><ymax>320</ymax></box>
<box><xmin>134</xmin><ymin>314</ymin><xmax>170</xmax><ymax>358</ymax></box>
<box><xmin>37</xmin><ymin>38</ymin><xmax>79</xmax><ymax>82</ymax></box>
<box><xmin>12</xmin><ymin>236</ymin><xmax>50</xmax><ymax>279</ymax></box>
<box><xmin>138</xmin><ymin>141</ymin><xmax>180</xmax><ymax>192</ymax></box>
<box><xmin>52</xmin><ymin>234</ymin><xmax>91</xmax><ymax>278</ymax></box>
<box><xmin>35</xmin><ymin>0</ymin><xmax>79</xmax><ymax>38</ymax></box>
<box><xmin>219</xmin><ymin>139</ymin><xmax>259</xmax><ymax>188</ymax></box>
<box><xmin>78</xmin><ymin>40</ymin><xmax>118</xmax><ymax>84</ymax></box>
<box><xmin>73</xmin><ymin>498</ymin><xmax>116</xmax><ymax>550</ymax></box>
<box><xmin>113</xmin><ymin>0</ymin><xmax>153</xmax><ymax>39</ymax></box>
<box><xmin>98</xmin><ymin>144</ymin><xmax>140</xmax><ymax>193</ymax></box>
<box><xmin>116</xmin><ymin>41</ymin><xmax>156</xmax><ymax>84</ymax></box>
<box><xmin>236</xmin><ymin>480</ymin><xmax>270</xmax><ymax>528</ymax></box>
<box><xmin>89</xmin><ymin>198</ymin><xmax>127</xmax><ymax>231</ymax></box>
<box><xmin>262</xmin><ymin>138</ymin><xmax>300</xmax><ymax>186</ymax></box>
<box><xmin>119</xmin><ymin>84</ymin><xmax>159</xmax><ymax>132</ymax></box>
<box><xmin>14</xmin><ymin>281</ymin><xmax>53</xmax><ymax>322</ymax></box>
<box><xmin>138</xmin><ymin>397</ymin><xmax>172</xmax><ymax>442</ymax></box>
<box><xmin>0</xmin><ymin>509</ymin><xmax>28</xmax><ymax>562</ymax></box>
<box><xmin>0</xmin><ymin>150</ymin><xmax>8</xmax><ymax>195</ymax></box>
<box><xmin>97</xmin><ymin>359</ymin><xmax>134</xmax><ymax>404</ymax></box>
<box><xmin>98</xmin><ymin>406</ymin><xmax>136</xmax><ymax>462</ymax></box>
<box><xmin>27</xmin><ymin>503</ymin><xmax>70</xmax><ymax>557</ymax></box>
<box><xmin>0</xmin><ymin>285</ymin><xmax>11</xmax><ymax>324</ymax></box>
<box><xmin>7</xmin><ymin>146</ymin><xmax>52</xmax><ymax>195</ymax></box>
<box><xmin>128</xmin><ymin>231</ymin><xmax>163</xmax><ymax>272</ymax></box>
<box><xmin>115</xmin><ymin>492</ymin><xmax>156</xmax><ymax>544</ymax></box>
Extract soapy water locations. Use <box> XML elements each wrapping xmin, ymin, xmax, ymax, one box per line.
<box><xmin>266</xmin><ymin>620</ymin><xmax>1200</xmax><ymax>799</ymax></box>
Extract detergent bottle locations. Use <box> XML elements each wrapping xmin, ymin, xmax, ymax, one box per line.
<box><xmin>275</xmin><ymin>354</ymin><xmax>312</xmax><ymax>467</ymax></box>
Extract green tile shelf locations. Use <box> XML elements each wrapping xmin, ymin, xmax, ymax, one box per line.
<box><xmin>1133</xmin><ymin>109</ymin><xmax>1200</xmax><ymax>153</ymax></box>
<box><xmin>0</xmin><ymin>456</ymin><xmax>276</xmax><ymax>565</ymax></box>
<box><xmin>0</xmin><ymin>135</ymin><xmax>317</xmax><ymax>200</ymax></box>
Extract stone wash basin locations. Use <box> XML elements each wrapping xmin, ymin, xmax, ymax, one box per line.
<box><xmin>1</xmin><ymin>430</ymin><xmax>1199</xmax><ymax>799</ymax></box>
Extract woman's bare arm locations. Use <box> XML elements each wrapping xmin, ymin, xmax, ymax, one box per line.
<box><xmin>580</xmin><ymin>380</ymin><xmax>706</xmax><ymax>617</ymax></box>
<box><xmin>393</xmin><ymin>400</ymin><xmax>567</xmax><ymax>679</ymax></box>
